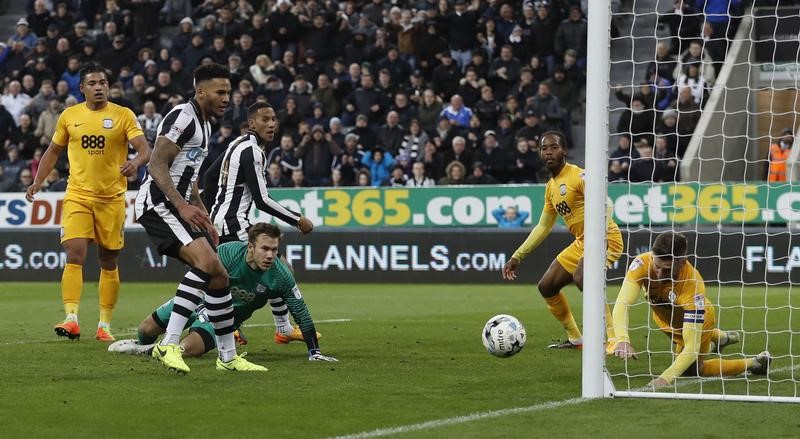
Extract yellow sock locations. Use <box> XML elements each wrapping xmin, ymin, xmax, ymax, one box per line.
<box><xmin>701</xmin><ymin>358</ymin><xmax>752</xmax><ymax>376</ymax></box>
<box><xmin>62</xmin><ymin>263</ymin><xmax>83</xmax><ymax>316</ymax></box>
<box><xmin>604</xmin><ymin>303</ymin><xmax>615</xmax><ymax>341</ymax></box>
<box><xmin>98</xmin><ymin>267</ymin><xmax>120</xmax><ymax>325</ymax></box>
<box><xmin>544</xmin><ymin>292</ymin><xmax>582</xmax><ymax>342</ymax></box>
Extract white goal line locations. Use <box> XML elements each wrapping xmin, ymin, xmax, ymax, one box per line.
<box><xmin>329</xmin><ymin>364</ymin><xmax>800</xmax><ymax>438</ymax></box>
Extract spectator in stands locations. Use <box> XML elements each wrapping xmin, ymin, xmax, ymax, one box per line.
<box><xmin>297</xmin><ymin>124</ymin><xmax>340</xmax><ymax>187</ymax></box>
<box><xmin>267</xmin><ymin>0</ymin><xmax>302</xmax><ymax>61</ymax></box>
<box><xmin>768</xmin><ymin>128</ymin><xmax>793</xmax><ymax>182</ymax></box>
<box><xmin>475</xmin><ymin>130</ymin><xmax>510</xmax><ymax>182</ymax></box>
<box><xmin>34</xmin><ymin>99</ymin><xmax>61</xmax><ymax>146</ymax></box>
<box><xmin>489</xmin><ymin>45</ymin><xmax>522</xmax><ymax>101</ymax></box>
<box><xmin>10</xmin><ymin>18</ymin><xmax>38</xmax><ymax>50</ymax></box>
<box><xmin>432</xmin><ymin>51</ymin><xmax>461</xmax><ymax>98</ymax></box>
<box><xmin>355</xmin><ymin>168</ymin><xmax>371</xmax><ymax>187</ymax></box>
<box><xmin>137</xmin><ymin>101</ymin><xmax>162</xmax><ymax>147</ymax></box>
<box><xmin>609</xmin><ymin>134</ymin><xmax>638</xmax><ymax>181</ymax></box>
<box><xmin>382</xmin><ymin>164</ymin><xmax>408</xmax><ymax>187</ymax></box>
<box><xmin>26</xmin><ymin>79</ymin><xmax>56</xmax><ymax>118</ymax></box>
<box><xmin>528</xmin><ymin>82</ymin><xmax>563</xmax><ymax>132</ymax></box>
<box><xmin>266</xmin><ymin>162</ymin><xmax>289</xmax><ymax>188</ymax></box>
<box><xmin>657</xmin><ymin>109</ymin><xmax>680</xmax><ymax>155</ymax></box>
<box><xmin>628</xmin><ymin>140</ymin><xmax>656</xmax><ymax>182</ymax></box>
<box><xmin>438</xmin><ymin>160</ymin><xmax>467</xmax><ymax>186</ymax></box>
<box><xmin>544</xmin><ymin>68</ymin><xmax>578</xmax><ymax>128</ymax></box>
<box><xmin>617</xmin><ymin>95</ymin><xmax>656</xmax><ymax>146</ymax></box>
<box><xmin>492</xmin><ymin>205</ymin><xmax>529</xmax><ymax>228</ymax></box>
<box><xmin>27</xmin><ymin>1</ymin><xmax>51</xmax><ymax>38</ymax></box>
<box><xmin>676</xmin><ymin>63</ymin><xmax>708</xmax><ymax>106</ymax></box>
<box><xmin>555</xmin><ymin>5</ymin><xmax>587</xmax><ymax>68</ymax></box>
<box><xmin>418</xmin><ymin>89</ymin><xmax>444</xmax><ymax>135</ymax></box>
<box><xmin>660</xmin><ymin>0</ymin><xmax>702</xmax><ymax>56</ymax></box>
<box><xmin>674</xmin><ymin>40</ymin><xmax>715</xmax><ymax>86</ymax></box>
<box><xmin>289</xmin><ymin>168</ymin><xmax>310</xmax><ymax>188</ymax></box>
<box><xmin>44</xmin><ymin>168</ymin><xmax>68</xmax><ymax>192</ymax></box>
<box><xmin>376</xmin><ymin>111</ymin><xmax>405</xmax><ymax>156</ymax></box>
<box><xmin>465</xmin><ymin>161</ymin><xmax>497</xmax><ymax>185</ymax></box>
<box><xmin>653</xmin><ymin>135</ymin><xmax>679</xmax><ymax>182</ymax></box>
<box><xmin>10</xmin><ymin>167</ymin><xmax>32</xmax><ymax>192</ymax></box>
<box><xmin>673</xmin><ymin>87</ymin><xmax>701</xmax><ymax>156</ymax></box>
<box><xmin>440</xmin><ymin>94</ymin><xmax>473</xmax><ymax>129</ymax></box>
<box><xmin>509</xmin><ymin>137</ymin><xmax>543</xmax><ymax>184</ymax></box>
<box><xmin>474</xmin><ymin>86</ymin><xmax>502</xmax><ymax>131</ymax></box>
<box><xmin>531</xmin><ymin>2</ymin><xmax>559</xmax><ymax>73</ymax></box>
<box><xmin>457</xmin><ymin>68</ymin><xmax>484</xmax><ymax>109</ymax></box>
<box><xmin>9</xmin><ymin>114</ymin><xmax>37</xmax><ymax>160</ymax></box>
<box><xmin>406</xmin><ymin>160</ymin><xmax>435</xmax><ymax>187</ymax></box>
<box><xmin>0</xmin><ymin>165</ymin><xmax>14</xmax><ymax>191</ymax></box>
<box><xmin>362</xmin><ymin>148</ymin><xmax>395</xmax><ymax>187</ymax></box>
<box><xmin>1</xmin><ymin>81</ymin><xmax>32</xmax><ymax>126</ymax></box>
<box><xmin>648</xmin><ymin>41</ymin><xmax>678</xmax><ymax>82</ymax></box>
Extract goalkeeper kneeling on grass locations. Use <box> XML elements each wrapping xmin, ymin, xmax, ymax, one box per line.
<box><xmin>612</xmin><ymin>231</ymin><xmax>770</xmax><ymax>388</ymax></box>
<box><xmin>109</xmin><ymin>223</ymin><xmax>337</xmax><ymax>362</ymax></box>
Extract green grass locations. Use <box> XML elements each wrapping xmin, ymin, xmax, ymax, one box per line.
<box><xmin>1</xmin><ymin>282</ymin><xmax>799</xmax><ymax>438</ymax></box>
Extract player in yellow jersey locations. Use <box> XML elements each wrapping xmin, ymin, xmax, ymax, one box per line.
<box><xmin>26</xmin><ymin>62</ymin><xmax>151</xmax><ymax>342</ymax></box>
<box><xmin>502</xmin><ymin>131</ymin><xmax>624</xmax><ymax>350</ymax></box>
<box><xmin>612</xmin><ymin>231</ymin><xmax>771</xmax><ymax>388</ymax></box>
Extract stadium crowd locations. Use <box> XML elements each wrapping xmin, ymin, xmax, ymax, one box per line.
<box><xmin>0</xmin><ymin>0</ymin><xmax>742</xmax><ymax>192</ymax></box>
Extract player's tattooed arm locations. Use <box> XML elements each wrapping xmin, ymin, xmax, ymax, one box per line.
<box><xmin>149</xmin><ymin>136</ymin><xmax>190</xmax><ymax>207</ymax></box>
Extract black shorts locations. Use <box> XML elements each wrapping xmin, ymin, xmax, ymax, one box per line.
<box><xmin>138</xmin><ymin>203</ymin><xmax>209</xmax><ymax>260</ymax></box>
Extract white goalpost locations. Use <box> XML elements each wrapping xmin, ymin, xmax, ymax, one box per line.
<box><xmin>583</xmin><ymin>0</ymin><xmax>800</xmax><ymax>403</ymax></box>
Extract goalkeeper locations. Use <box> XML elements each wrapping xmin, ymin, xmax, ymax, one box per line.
<box><xmin>110</xmin><ymin>223</ymin><xmax>337</xmax><ymax>362</ymax></box>
<box><xmin>612</xmin><ymin>231</ymin><xmax>770</xmax><ymax>388</ymax></box>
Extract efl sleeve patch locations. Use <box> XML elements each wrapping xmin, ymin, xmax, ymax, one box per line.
<box><xmin>628</xmin><ymin>257</ymin><xmax>643</xmax><ymax>272</ymax></box>
<box><xmin>693</xmin><ymin>294</ymin><xmax>705</xmax><ymax>310</ymax></box>
<box><xmin>291</xmin><ymin>285</ymin><xmax>302</xmax><ymax>300</ymax></box>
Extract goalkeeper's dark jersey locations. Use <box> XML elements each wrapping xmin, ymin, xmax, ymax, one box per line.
<box><xmin>217</xmin><ymin>241</ymin><xmax>314</xmax><ymax>334</ymax></box>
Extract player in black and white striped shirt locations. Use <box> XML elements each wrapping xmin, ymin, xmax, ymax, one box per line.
<box><xmin>134</xmin><ymin>63</ymin><xmax>265</xmax><ymax>373</ymax></box>
<box><xmin>204</xmin><ymin>102</ymin><xmax>313</xmax><ymax>243</ymax></box>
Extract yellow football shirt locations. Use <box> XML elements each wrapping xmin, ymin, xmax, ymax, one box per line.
<box><xmin>624</xmin><ymin>252</ymin><xmax>712</xmax><ymax>332</ymax></box>
<box><xmin>543</xmin><ymin>162</ymin><xmax>619</xmax><ymax>241</ymax></box>
<box><xmin>52</xmin><ymin>101</ymin><xmax>144</xmax><ymax>199</ymax></box>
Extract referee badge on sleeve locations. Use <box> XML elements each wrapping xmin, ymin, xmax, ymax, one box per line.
<box><xmin>103</xmin><ymin>119</ymin><xmax>113</xmax><ymax>129</ymax></box>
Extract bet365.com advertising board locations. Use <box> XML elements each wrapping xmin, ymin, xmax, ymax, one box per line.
<box><xmin>1</xmin><ymin>183</ymin><xmax>799</xmax><ymax>229</ymax></box>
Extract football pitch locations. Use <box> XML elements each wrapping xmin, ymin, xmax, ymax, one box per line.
<box><xmin>1</xmin><ymin>282</ymin><xmax>798</xmax><ymax>438</ymax></box>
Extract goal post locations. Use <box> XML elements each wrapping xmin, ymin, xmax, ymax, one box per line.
<box><xmin>583</xmin><ymin>0</ymin><xmax>800</xmax><ymax>402</ymax></box>
<box><xmin>582</xmin><ymin>0</ymin><xmax>613</xmax><ymax>399</ymax></box>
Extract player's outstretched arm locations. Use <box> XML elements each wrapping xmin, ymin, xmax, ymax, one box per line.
<box><xmin>121</xmin><ymin>134</ymin><xmax>151</xmax><ymax>177</ymax></box>
<box><xmin>651</xmin><ymin>319</ymin><xmax>703</xmax><ymax>388</ymax></box>
<box><xmin>612</xmin><ymin>279</ymin><xmax>641</xmax><ymax>360</ymax></box>
<box><xmin>241</xmin><ymin>146</ymin><xmax>310</xmax><ymax>232</ymax></box>
<box><xmin>501</xmin><ymin>209</ymin><xmax>556</xmax><ymax>280</ymax></box>
<box><xmin>26</xmin><ymin>141</ymin><xmax>65</xmax><ymax>201</ymax></box>
<box><xmin>150</xmin><ymin>136</ymin><xmax>212</xmax><ymax>230</ymax></box>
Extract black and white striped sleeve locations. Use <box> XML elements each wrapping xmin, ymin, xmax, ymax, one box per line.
<box><xmin>158</xmin><ymin>108</ymin><xmax>197</xmax><ymax>149</ymax></box>
<box><xmin>241</xmin><ymin>146</ymin><xmax>302</xmax><ymax>226</ymax></box>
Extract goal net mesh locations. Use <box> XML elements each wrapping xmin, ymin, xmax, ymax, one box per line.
<box><xmin>603</xmin><ymin>0</ymin><xmax>800</xmax><ymax>401</ymax></box>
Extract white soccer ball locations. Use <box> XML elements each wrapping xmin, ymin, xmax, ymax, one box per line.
<box><xmin>482</xmin><ymin>314</ymin><xmax>526</xmax><ymax>357</ymax></box>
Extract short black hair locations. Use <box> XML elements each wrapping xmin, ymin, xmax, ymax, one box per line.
<box><xmin>79</xmin><ymin>62</ymin><xmax>108</xmax><ymax>84</ymax></box>
<box><xmin>652</xmin><ymin>231</ymin><xmax>688</xmax><ymax>259</ymax></box>
<box><xmin>248</xmin><ymin>101</ymin><xmax>273</xmax><ymax>119</ymax></box>
<box><xmin>247</xmin><ymin>222</ymin><xmax>281</xmax><ymax>243</ymax></box>
<box><xmin>193</xmin><ymin>63</ymin><xmax>230</xmax><ymax>86</ymax></box>
<box><xmin>539</xmin><ymin>130</ymin><xmax>568</xmax><ymax>149</ymax></box>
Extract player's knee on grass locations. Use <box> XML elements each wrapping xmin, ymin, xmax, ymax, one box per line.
<box><xmin>139</xmin><ymin>315</ymin><xmax>164</xmax><ymax>339</ymax></box>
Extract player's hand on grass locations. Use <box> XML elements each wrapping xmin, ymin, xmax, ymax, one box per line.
<box><xmin>502</xmin><ymin>258</ymin><xmax>519</xmax><ymax>281</ymax></box>
<box><xmin>178</xmin><ymin>203</ymin><xmax>213</xmax><ymax>230</ymax></box>
<box><xmin>308</xmin><ymin>349</ymin><xmax>338</xmax><ymax>362</ymax></box>
<box><xmin>647</xmin><ymin>377</ymin><xmax>670</xmax><ymax>389</ymax></box>
<box><xmin>298</xmin><ymin>217</ymin><xmax>314</xmax><ymax>234</ymax></box>
<box><xmin>613</xmin><ymin>341</ymin><xmax>638</xmax><ymax>360</ymax></box>
<box><xmin>120</xmin><ymin>160</ymin><xmax>138</xmax><ymax>177</ymax></box>
<box><xmin>25</xmin><ymin>181</ymin><xmax>42</xmax><ymax>202</ymax></box>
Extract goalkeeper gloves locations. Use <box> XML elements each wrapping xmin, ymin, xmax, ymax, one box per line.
<box><xmin>308</xmin><ymin>349</ymin><xmax>338</xmax><ymax>362</ymax></box>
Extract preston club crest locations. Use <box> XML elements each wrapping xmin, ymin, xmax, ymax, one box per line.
<box><xmin>103</xmin><ymin>118</ymin><xmax>113</xmax><ymax>129</ymax></box>
<box><xmin>559</xmin><ymin>184</ymin><xmax>567</xmax><ymax>195</ymax></box>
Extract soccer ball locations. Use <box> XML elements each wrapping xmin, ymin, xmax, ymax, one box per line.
<box><xmin>482</xmin><ymin>314</ymin><xmax>526</xmax><ymax>357</ymax></box>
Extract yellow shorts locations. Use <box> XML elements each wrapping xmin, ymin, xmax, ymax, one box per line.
<box><xmin>60</xmin><ymin>192</ymin><xmax>126</xmax><ymax>250</ymax></box>
<box><xmin>655</xmin><ymin>307</ymin><xmax>717</xmax><ymax>356</ymax></box>
<box><xmin>556</xmin><ymin>228</ymin><xmax>624</xmax><ymax>274</ymax></box>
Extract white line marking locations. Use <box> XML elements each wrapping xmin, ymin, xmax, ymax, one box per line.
<box><xmin>0</xmin><ymin>331</ymin><xmax>136</xmax><ymax>346</ymax></box>
<box><xmin>328</xmin><ymin>397</ymin><xmax>588</xmax><ymax>439</ymax></box>
<box><xmin>330</xmin><ymin>363</ymin><xmax>800</xmax><ymax>438</ymax></box>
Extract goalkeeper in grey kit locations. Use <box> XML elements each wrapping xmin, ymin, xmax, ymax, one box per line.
<box><xmin>110</xmin><ymin>223</ymin><xmax>337</xmax><ymax>362</ymax></box>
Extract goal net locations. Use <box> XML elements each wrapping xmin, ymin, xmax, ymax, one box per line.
<box><xmin>583</xmin><ymin>0</ymin><xmax>800</xmax><ymax>402</ymax></box>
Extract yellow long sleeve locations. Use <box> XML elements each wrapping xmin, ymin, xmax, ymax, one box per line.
<box><xmin>612</xmin><ymin>279</ymin><xmax>642</xmax><ymax>344</ymax></box>
<box><xmin>659</xmin><ymin>321</ymin><xmax>703</xmax><ymax>383</ymax></box>
<box><xmin>511</xmin><ymin>210</ymin><xmax>556</xmax><ymax>261</ymax></box>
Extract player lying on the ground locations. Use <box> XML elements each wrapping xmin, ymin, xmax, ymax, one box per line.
<box><xmin>612</xmin><ymin>231</ymin><xmax>771</xmax><ymax>388</ymax></box>
<box><xmin>109</xmin><ymin>223</ymin><xmax>337</xmax><ymax>362</ymax></box>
